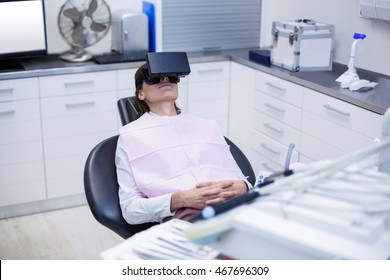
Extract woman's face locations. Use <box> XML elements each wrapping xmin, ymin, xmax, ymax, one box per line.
<box><xmin>138</xmin><ymin>76</ymin><xmax>179</xmax><ymax>106</ymax></box>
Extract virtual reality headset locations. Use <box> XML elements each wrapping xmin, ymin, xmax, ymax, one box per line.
<box><xmin>135</xmin><ymin>52</ymin><xmax>191</xmax><ymax>88</ymax></box>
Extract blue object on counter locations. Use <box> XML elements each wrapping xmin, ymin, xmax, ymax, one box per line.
<box><xmin>249</xmin><ymin>50</ymin><xmax>271</xmax><ymax>66</ymax></box>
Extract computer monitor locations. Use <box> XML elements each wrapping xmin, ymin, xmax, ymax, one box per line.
<box><xmin>0</xmin><ymin>0</ymin><xmax>47</xmax><ymax>70</ymax></box>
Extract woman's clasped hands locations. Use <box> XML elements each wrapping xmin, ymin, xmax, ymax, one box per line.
<box><xmin>171</xmin><ymin>180</ymin><xmax>248</xmax><ymax>211</ymax></box>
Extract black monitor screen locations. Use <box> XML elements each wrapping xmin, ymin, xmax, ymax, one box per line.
<box><xmin>0</xmin><ymin>0</ymin><xmax>47</xmax><ymax>59</ymax></box>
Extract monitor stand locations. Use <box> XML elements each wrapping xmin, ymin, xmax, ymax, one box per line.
<box><xmin>0</xmin><ymin>59</ymin><xmax>25</xmax><ymax>72</ymax></box>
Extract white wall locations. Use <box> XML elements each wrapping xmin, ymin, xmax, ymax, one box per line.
<box><xmin>265</xmin><ymin>0</ymin><xmax>390</xmax><ymax>75</ymax></box>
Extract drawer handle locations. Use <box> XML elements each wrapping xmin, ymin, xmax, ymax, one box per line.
<box><xmin>261</xmin><ymin>143</ymin><xmax>281</xmax><ymax>155</ymax></box>
<box><xmin>197</xmin><ymin>68</ymin><xmax>224</xmax><ymax>75</ymax></box>
<box><xmin>263</xmin><ymin>123</ymin><xmax>284</xmax><ymax>134</ymax></box>
<box><xmin>0</xmin><ymin>88</ymin><xmax>14</xmax><ymax>94</ymax></box>
<box><xmin>65</xmin><ymin>101</ymin><xmax>95</xmax><ymax>109</ymax></box>
<box><xmin>0</xmin><ymin>109</ymin><xmax>15</xmax><ymax>116</ymax></box>
<box><xmin>64</xmin><ymin>80</ymin><xmax>95</xmax><ymax>88</ymax></box>
<box><xmin>264</xmin><ymin>102</ymin><xmax>285</xmax><ymax>113</ymax></box>
<box><xmin>323</xmin><ymin>104</ymin><xmax>350</xmax><ymax>117</ymax></box>
<box><xmin>261</xmin><ymin>162</ymin><xmax>277</xmax><ymax>172</ymax></box>
<box><xmin>265</xmin><ymin>82</ymin><xmax>286</xmax><ymax>93</ymax></box>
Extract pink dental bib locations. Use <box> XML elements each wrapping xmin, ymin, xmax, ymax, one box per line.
<box><xmin>119</xmin><ymin>113</ymin><xmax>240</xmax><ymax>197</ymax></box>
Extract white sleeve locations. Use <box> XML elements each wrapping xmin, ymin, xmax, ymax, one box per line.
<box><xmin>115</xmin><ymin>136</ymin><xmax>175</xmax><ymax>224</ymax></box>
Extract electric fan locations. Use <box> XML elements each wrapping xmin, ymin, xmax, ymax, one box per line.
<box><xmin>58</xmin><ymin>0</ymin><xmax>111</xmax><ymax>62</ymax></box>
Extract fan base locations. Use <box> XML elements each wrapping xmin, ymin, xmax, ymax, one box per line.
<box><xmin>60</xmin><ymin>50</ymin><xmax>93</xmax><ymax>62</ymax></box>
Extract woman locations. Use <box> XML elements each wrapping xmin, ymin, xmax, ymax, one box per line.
<box><xmin>115</xmin><ymin>63</ymin><xmax>252</xmax><ymax>225</ymax></box>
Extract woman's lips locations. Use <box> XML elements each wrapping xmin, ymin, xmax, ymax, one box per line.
<box><xmin>159</xmin><ymin>82</ymin><xmax>172</xmax><ymax>88</ymax></box>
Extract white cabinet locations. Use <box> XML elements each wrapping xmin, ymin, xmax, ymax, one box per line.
<box><xmin>117</xmin><ymin>68</ymin><xmax>137</xmax><ymax>100</ymax></box>
<box><xmin>116</xmin><ymin>68</ymin><xmax>137</xmax><ymax>127</ymax></box>
<box><xmin>251</xmin><ymin>71</ymin><xmax>302</xmax><ymax>172</ymax></box>
<box><xmin>39</xmin><ymin>71</ymin><xmax>118</xmax><ymax>199</ymax></box>
<box><xmin>187</xmin><ymin>61</ymin><xmax>230</xmax><ymax>134</ymax></box>
<box><xmin>228</xmin><ymin>64</ymin><xmax>384</xmax><ymax>173</ymax></box>
<box><xmin>0</xmin><ymin>78</ymin><xmax>46</xmax><ymax>207</ymax></box>
<box><xmin>176</xmin><ymin>75</ymin><xmax>188</xmax><ymax>113</ymax></box>
<box><xmin>229</xmin><ymin>62</ymin><xmax>256</xmax><ymax>161</ymax></box>
<box><xmin>229</xmin><ymin>63</ymin><xmax>303</xmax><ymax>173</ymax></box>
<box><xmin>301</xmin><ymin>88</ymin><xmax>383</xmax><ymax>162</ymax></box>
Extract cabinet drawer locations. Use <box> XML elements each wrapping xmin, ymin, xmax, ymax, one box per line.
<box><xmin>300</xmin><ymin>132</ymin><xmax>344</xmax><ymax>161</ymax></box>
<box><xmin>188</xmin><ymin>80</ymin><xmax>229</xmax><ymax>101</ymax></box>
<box><xmin>117</xmin><ymin>89</ymin><xmax>134</xmax><ymax>100</ymax></box>
<box><xmin>230</xmin><ymin>97</ymin><xmax>253</xmax><ymax>125</ymax></box>
<box><xmin>47</xmin><ymin>173</ymin><xmax>83</xmax><ymax>199</ymax></box>
<box><xmin>228</xmin><ymin>117</ymin><xmax>252</xmax><ymax>156</ymax></box>
<box><xmin>0</xmin><ymin>180</ymin><xmax>46</xmax><ymax>207</ymax></box>
<box><xmin>46</xmin><ymin>155</ymin><xmax>85</xmax><ymax>198</ymax></box>
<box><xmin>0</xmin><ymin>78</ymin><xmax>39</xmax><ymax>101</ymax></box>
<box><xmin>41</xmin><ymin>92</ymin><xmax>117</xmax><ymax>138</ymax></box>
<box><xmin>251</xmin><ymin>129</ymin><xmax>299</xmax><ymax>167</ymax></box>
<box><xmin>250</xmin><ymin>149</ymin><xmax>284</xmax><ymax>173</ymax></box>
<box><xmin>0</xmin><ymin>141</ymin><xmax>43</xmax><ymax>166</ymax></box>
<box><xmin>255</xmin><ymin>91</ymin><xmax>302</xmax><ymax>129</ymax></box>
<box><xmin>230</xmin><ymin>62</ymin><xmax>256</xmax><ymax>85</ymax></box>
<box><xmin>188</xmin><ymin>98</ymin><xmax>228</xmax><ymax>119</ymax></box>
<box><xmin>253</xmin><ymin>110</ymin><xmax>300</xmax><ymax>150</ymax></box>
<box><xmin>302</xmin><ymin>111</ymin><xmax>374</xmax><ymax>153</ymax></box>
<box><xmin>0</xmin><ymin>161</ymin><xmax>45</xmax><ymax>187</ymax></box>
<box><xmin>39</xmin><ymin>71</ymin><xmax>116</xmax><ymax>97</ymax></box>
<box><xmin>0</xmin><ymin>99</ymin><xmax>40</xmax><ymax>124</ymax></box>
<box><xmin>40</xmin><ymin>91</ymin><xmax>116</xmax><ymax>119</ymax></box>
<box><xmin>43</xmin><ymin>130</ymin><xmax>115</xmax><ymax>160</ymax></box>
<box><xmin>188</xmin><ymin>61</ymin><xmax>230</xmax><ymax>82</ymax></box>
<box><xmin>0</xmin><ymin>99</ymin><xmax>41</xmax><ymax>146</ymax></box>
<box><xmin>303</xmin><ymin>88</ymin><xmax>383</xmax><ymax>138</ymax></box>
<box><xmin>117</xmin><ymin>69</ymin><xmax>137</xmax><ymax>90</ymax></box>
<box><xmin>44</xmin><ymin>131</ymin><xmax>115</xmax><ymax>198</ymax></box>
<box><xmin>188</xmin><ymin>98</ymin><xmax>228</xmax><ymax>135</ymax></box>
<box><xmin>0</xmin><ymin>121</ymin><xmax>42</xmax><ymax>145</ymax></box>
<box><xmin>255</xmin><ymin>71</ymin><xmax>304</xmax><ymax>107</ymax></box>
<box><xmin>230</xmin><ymin>79</ymin><xmax>255</xmax><ymax>103</ymax></box>
<box><xmin>42</xmin><ymin>110</ymin><xmax>117</xmax><ymax>140</ymax></box>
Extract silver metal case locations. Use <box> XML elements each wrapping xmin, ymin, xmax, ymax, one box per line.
<box><xmin>111</xmin><ymin>10</ymin><xmax>149</xmax><ymax>53</ymax></box>
<box><xmin>271</xmin><ymin>20</ymin><xmax>335</xmax><ymax>72</ymax></box>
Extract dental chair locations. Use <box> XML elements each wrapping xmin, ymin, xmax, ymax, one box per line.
<box><xmin>84</xmin><ymin>135</ymin><xmax>157</xmax><ymax>239</ymax></box>
<box><xmin>84</xmin><ymin>96</ymin><xmax>256</xmax><ymax>239</ymax></box>
<box><xmin>84</xmin><ymin>52</ymin><xmax>255</xmax><ymax>239</ymax></box>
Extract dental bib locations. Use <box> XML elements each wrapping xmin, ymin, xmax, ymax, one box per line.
<box><xmin>119</xmin><ymin>113</ymin><xmax>240</xmax><ymax>198</ymax></box>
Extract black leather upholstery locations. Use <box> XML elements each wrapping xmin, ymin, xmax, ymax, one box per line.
<box><xmin>117</xmin><ymin>96</ymin><xmax>139</xmax><ymax>125</ymax></box>
<box><xmin>84</xmin><ymin>135</ymin><xmax>157</xmax><ymax>239</ymax></box>
<box><xmin>224</xmin><ymin>137</ymin><xmax>256</xmax><ymax>186</ymax></box>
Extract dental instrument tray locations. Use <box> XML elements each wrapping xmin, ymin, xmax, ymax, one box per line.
<box><xmin>271</xmin><ymin>19</ymin><xmax>335</xmax><ymax>72</ymax></box>
<box><xmin>185</xmin><ymin>137</ymin><xmax>390</xmax><ymax>260</ymax></box>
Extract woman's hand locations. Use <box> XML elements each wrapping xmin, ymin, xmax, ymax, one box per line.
<box><xmin>170</xmin><ymin>180</ymin><xmax>248</xmax><ymax>211</ymax></box>
<box><xmin>197</xmin><ymin>180</ymin><xmax>248</xmax><ymax>205</ymax></box>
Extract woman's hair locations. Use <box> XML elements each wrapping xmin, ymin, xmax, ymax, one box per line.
<box><xmin>134</xmin><ymin>63</ymin><xmax>181</xmax><ymax>117</ymax></box>
<box><xmin>134</xmin><ymin>64</ymin><xmax>150</xmax><ymax>116</ymax></box>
